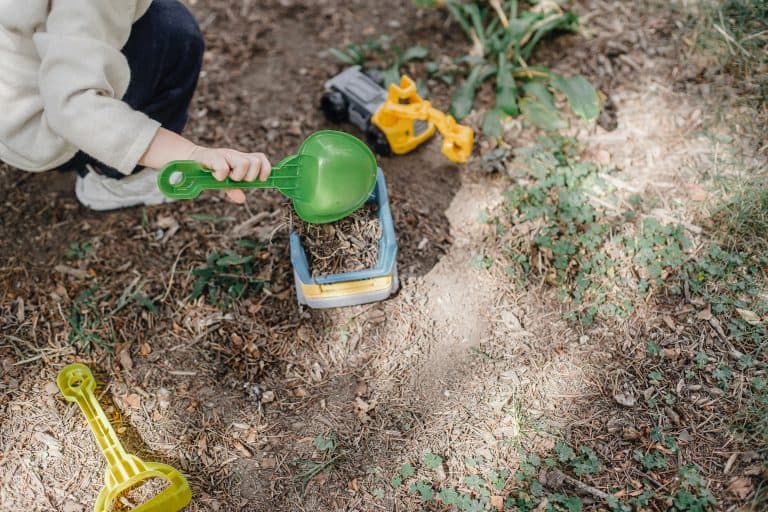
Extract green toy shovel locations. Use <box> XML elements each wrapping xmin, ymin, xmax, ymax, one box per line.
<box><xmin>157</xmin><ymin>130</ymin><xmax>378</xmax><ymax>224</ymax></box>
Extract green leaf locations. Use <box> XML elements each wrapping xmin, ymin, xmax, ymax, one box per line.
<box><xmin>550</xmin><ymin>74</ymin><xmax>600</xmax><ymax>120</ymax></box>
<box><xmin>450</xmin><ymin>63</ymin><xmax>494</xmax><ymax>120</ymax></box>
<box><xmin>409</xmin><ymin>480</ymin><xmax>434</xmax><ymax>501</ymax></box>
<box><xmin>463</xmin><ymin>474</ymin><xmax>486</xmax><ymax>490</ymax></box>
<box><xmin>495</xmin><ymin>55</ymin><xmax>518</xmax><ymax>115</ymax></box>
<box><xmin>555</xmin><ymin>441</ymin><xmax>576</xmax><ymax>462</ymax></box>
<box><xmin>399</xmin><ymin>44</ymin><xmax>429</xmax><ymax>64</ymax></box>
<box><xmin>132</xmin><ymin>294</ymin><xmax>158</xmax><ymax>315</ymax></box>
<box><xmin>519</xmin><ymin>97</ymin><xmax>566</xmax><ymax>131</ymax></box>
<box><xmin>438</xmin><ymin>487</ymin><xmax>459</xmax><ymax>504</ymax></box>
<box><xmin>423</xmin><ymin>453</ymin><xmax>443</xmax><ymax>470</ymax></box>
<box><xmin>445</xmin><ymin>0</ymin><xmax>474</xmax><ymax>41</ymax></box>
<box><xmin>372</xmin><ymin>488</ymin><xmax>385</xmax><ymax>499</ymax></box>
<box><xmin>522</xmin><ymin>81</ymin><xmax>555</xmax><ymax>108</ymax></box>
<box><xmin>390</xmin><ymin>474</ymin><xmax>403</xmax><ymax>487</ymax></box>
<box><xmin>328</xmin><ymin>47</ymin><xmax>358</xmax><ymax>65</ymax></box>
<box><xmin>400</xmin><ymin>463</ymin><xmax>415</xmax><ymax>478</ymax></box>
<box><xmin>216</xmin><ymin>254</ymin><xmax>254</xmax><ymax>266</ymax></box>
<box><xmin>552</xmin><ymin>494</ymin><xmax>583</xmax><ymax>512</ymax></box>
<box><xmin>313</xmin><ymin>434</ymin><xmax>336</xmax><ymax>451</ymax></box>
<box><xmin>482</xmin><ymin>108</ymin><xmax>504</xmax><ymax>137</ymax></box>
<box><xmin>520</xmin><ymin>12</ymin><xmax>579</xmax><ymax>60</ymax></box>
<box><xmin>381</xmin><ymin>66</ymin><xmax>401</xmax><ymax>87</ymax></box>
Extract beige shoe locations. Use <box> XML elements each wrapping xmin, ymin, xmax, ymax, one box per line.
<box><xmin>75</xmin><ymin>165</ymin><xmax>174</xmax><ymax>211</ymax></box>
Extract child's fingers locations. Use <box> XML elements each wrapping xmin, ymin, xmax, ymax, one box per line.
<box><xmin>225</xmin><ymin>189</ymin><xmax>247</xmax><ymax>204</ymax></box>
<box><xmin>202</xmin><ymin>152</ymin><xmax>230</xmax><ymax>181</ymax></box>
<box><xmin>225</xmin><ymin>152</ymin><xmax>250</xmax><ymax>181</ymax></box>
<box><xmin>245</xmin><ymin>155</ymin><xmax>261</xmax><ymax>182</ymax></box>
<box><xmin>257</xmin><ymin>153</ymin><xmax>272</xmax><ymax>182</ymax></box>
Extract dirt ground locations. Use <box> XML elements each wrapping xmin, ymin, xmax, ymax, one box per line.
<box><xmin>1</xmin><ymin>1</ymin><xmax>766</xmax><ymax>511</ymax></box>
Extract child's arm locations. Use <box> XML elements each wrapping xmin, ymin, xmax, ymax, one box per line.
<box><xmin>139</xmin><ymin>128</ymin><xmax>271</xmax><ymax>204</ymax></box>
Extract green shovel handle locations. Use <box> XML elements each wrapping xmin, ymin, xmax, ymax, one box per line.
<box><xmin>157</xmin><ymin>156</ymin><xmax>299</xmax><ymax>200</ymax></box>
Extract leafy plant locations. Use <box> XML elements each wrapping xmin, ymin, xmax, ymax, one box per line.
<box><xmin>65</xmin><ymin>240</ymin><xmax>93</xmax><ymax>260</ymax></box>
<box><xmin>67</xmin><ymin>287</ymin><xmax>113</xmax><ymax>352</ymax></box>
<box><xmin>329</xmin><ymin>35</ymin><xmax>429</xmax><ymax>88</ymax></box>
<box><xmin>417</xmin><ymin>0</ymin><xmax>599</xmax><ymax>134</ymax></box>
<box><xmin>294</xmin><ymin>432</ymin><xmax>345</xmax><ymax>495</ymax></box>
<box><xmin>190</xmin><ymin>248</ymin><xmax>267</xmax><ymax>309</ymax></box>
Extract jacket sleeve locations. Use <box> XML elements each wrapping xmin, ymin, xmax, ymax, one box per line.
<box><xmin>33</xmin><ymin>0</ymin><xmax>160</xmax><ymax>175</ymax></box>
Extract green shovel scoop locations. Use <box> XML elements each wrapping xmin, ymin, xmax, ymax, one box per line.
<box><xmin>157</xmin><ymin>130</ymin><xmax>378</xmax><ymax>224</ymax></box>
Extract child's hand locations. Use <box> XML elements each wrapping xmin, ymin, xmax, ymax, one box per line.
<box><xmin>189</xmin><ymin>146</ymin><xmax>272</xmax><ymax>204</ymax></box>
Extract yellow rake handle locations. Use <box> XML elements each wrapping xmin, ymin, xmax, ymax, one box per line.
<box><xmin>57</xmin><ymin>364</ymin><xmax>192</xmax><ymax>512</ymax></box>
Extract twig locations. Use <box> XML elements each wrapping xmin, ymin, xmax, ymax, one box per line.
<box><xmin>553</xmin><ymin>470</ymin><xmax>615</xmax><ymax>502</ymax></box>
<box><xmin>159</xmin><ymin>243</ymin><xmax>192</xmax><ymax>303</ymax></box>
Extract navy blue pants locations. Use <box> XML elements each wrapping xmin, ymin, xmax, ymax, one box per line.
<box><xmin>62</xmin><ymin>0</ymin><xmax>204</xmax><ymax>178</ymax></box>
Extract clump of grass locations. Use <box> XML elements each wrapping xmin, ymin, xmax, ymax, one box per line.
<box><xmin>693</xmin><ymin>0</ymin><xmax>768</xmax><ymax>109</ymax></box>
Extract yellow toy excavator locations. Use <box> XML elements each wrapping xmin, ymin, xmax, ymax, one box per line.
<box><xmin>320</xmin><ymin>66</ymin><xmax>474</xmax><ymax>163</ymax></box>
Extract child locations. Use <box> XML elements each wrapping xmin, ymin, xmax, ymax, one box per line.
<box><xmin>0</xmin><ymin>0</ymin><xmax>270</xmax><ymax>210</ymax></box>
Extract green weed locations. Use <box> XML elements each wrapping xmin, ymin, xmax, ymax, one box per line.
<box><xmin>67</xmin><ymin>287</ymin><xmax>114</xmax><ymax>352</ymax></box>
<box><xmin>65</xmin><ymin>240</ymin><xmax>93</xmax><ymax>260</ymax></box>
<box><xmin>414</xmin><ymin>0</ymin><xmax>599</xmax><ymax>134</ymax></box>
<box><xmin>329</xmin><ymin>35</ymin><xmax>430</xmax><ymax>91</ymax></box>
<box><xmin>293</xmin><ymin>432</ymin><xmax>345</xmax><ymax>496</ymax></box>
<box><xmin>190</xmin><ymin>248</ymin><xmax>268</xmax><ymax>309</ymax></box>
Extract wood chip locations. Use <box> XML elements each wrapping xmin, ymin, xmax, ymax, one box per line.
<box><xmin>291</xmin><ymin>203</ymin><xmax>382</xmax><ymax>277</ymax></box>
<box><xmin>54</xmin><ymin>265</ymin><xmax>90</xmax><ymax>280</ymax></box>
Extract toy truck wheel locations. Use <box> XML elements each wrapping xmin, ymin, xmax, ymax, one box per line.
<box><xmin>320</xmin><ymin>91</ymin><xmax>349</xmax><ymax>123</ymax></box>
<box><xmin>366</xmin><ymin>124</ymin><xmax>392</xmax><ymax>156</ymax></box>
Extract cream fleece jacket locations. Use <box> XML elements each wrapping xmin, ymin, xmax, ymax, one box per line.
<box><xmin>0</xmin><ymin>0</ymin><xmax>160</xmax><ymax>175</ymax></box>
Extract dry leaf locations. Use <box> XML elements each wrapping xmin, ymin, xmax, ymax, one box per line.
<box><xmin>139</xmin><ymin>343</ymin><xmax>152</xmax><ymax>357</ymax></box>
<box><xmin>614</xmin><ymin>391</ymin><xmax>636</xmax><ymax>407</ymax></box>
<box><xmin>727</xmin><ymin>476</ymin><xmax>753</xmax><ymax>500</ymax></box>
<box><xmin>491</xmin><ymin>495</ymin><xmax>504</xmax><ymax>511</ymax></box>
<box><xmin>118</xmin><ymin>348</ymin><xmax>133</xmax><ymax>371</ymax></box>
<box><xmin>736</xmin><ymin>308</ymin><xmax>761</xmax><ymax>326</ymax></box>
<box><xmin>123</xmin><ymin>393</ymin><xmax>141</xmax><ymax>409</ymax></box>
<box><xmin>697</xmin><ymin>308</ymin><xmax>713</xmax><ymax>321</ymax></box>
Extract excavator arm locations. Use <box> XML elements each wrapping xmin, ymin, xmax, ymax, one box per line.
<box><xmin>371</xmin><ymin>76</ymin><xmax>474</xmax><ymax>163</ymax></box>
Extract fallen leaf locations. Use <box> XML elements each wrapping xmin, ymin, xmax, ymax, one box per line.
<box><xmin>727</xmin><ymin>476</ymin><xmax>753</xmax><ymax>500</ymax></box>
<box><xmin>348</xmin><ymin>479</ymin><xmax>359</xmax><ymax>492</ymax></box>
<box><xmin>696</xmin><ymin>308</ymin><xmax>712</xmax><ymax>321</ymax></box>
<box><xmin>355</xmin><ymin>397</ymin><xmax>376</xmax><ymax>413</ymax></box>
<box><xmin>123</xmin><ymin>393</ymin><xmax>141</xmax><ymax>409</ymax></box>
<box><xmin>118</xmin><ymin>348</ymin><xmax>133</xmax><ymax>371</ymax></box>
<box><xmin>491</xmin><ymin>495</ymin><xmax>504</xmax><ymax>511</ymax></box>
<box><xmin>54</xmin><ymin>265</ymin><xmax>90</xmax><ymax>280</ymax></box>
<box><xmin>736</xmin><ymin>308</ymin><xmax>761</xmax><ymax>326</ymax></box>
<box><xmin>155</xmin><ymin>215</ymin><xmax>178</xmax><ymax>229</ymax></box>
<box><xmin>662</xmin><ymin>315</ymin><xmax>676</xmax><ymax>330</ymax></box>
<box><xmin>138</xmin><ymin>343</ymin><xmax>151</xmax><ymax>357</ymax></box>
<box><xmin>614</xmin><ymin>391</ymin><xmax>636</xmax><ymax>407</ymax></box>
<box><xmin>232</xmin><ymin>440</ymin><xmax>252</xmax><ymax>458</ymax></box>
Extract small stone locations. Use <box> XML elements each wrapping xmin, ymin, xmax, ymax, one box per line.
<box><xmin>44</xmin><ymin>382</ymin><xmax>59</xmax><ymax>396</ymax></box>
<box><xmin>62</xmin><ymin>501</ymin><xmax>84</xmax><ymax>512</ymax></box>
<box><xmin>262</xmin><ymin>390</ymin><xmax>275</xmax><ymax>403</ymax></box>
<box><xmin>157</xmin><ymin>387</ymin><xmax>171</xmax><ymax>410</ymax></box>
